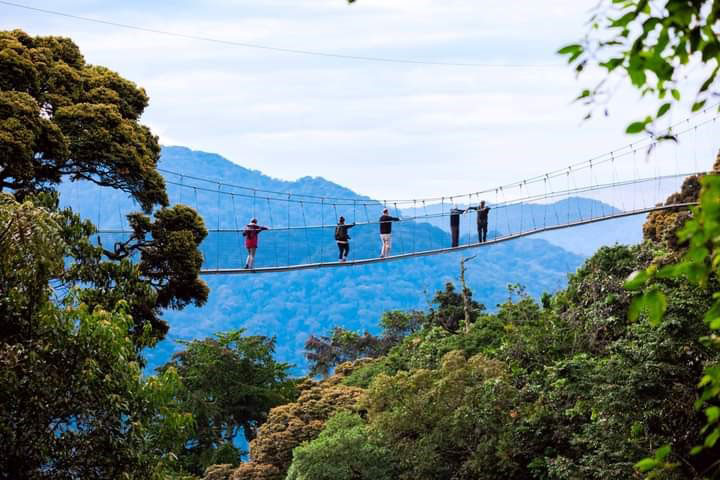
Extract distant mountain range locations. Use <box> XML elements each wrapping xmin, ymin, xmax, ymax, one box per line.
<box><xmin>57</xmin><ymin>146</ymin><xmax>646</xmax><ymax>372</ymax></box>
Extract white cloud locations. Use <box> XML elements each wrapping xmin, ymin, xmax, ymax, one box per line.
<box><xmin>5</xmin><ymin>0</ymin><xmax>712</xmax><ymax>202</ymax></box>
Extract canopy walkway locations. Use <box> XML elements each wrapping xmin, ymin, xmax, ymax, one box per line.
<box><xmin>93</xmin><ymin>106</ymin><xmax>719</xmax><ymax>274</ymax></box>
<box><xmin>200</xmin><ymin>202</ymin><xmax>697</xmax><ymax>274</ymax></box>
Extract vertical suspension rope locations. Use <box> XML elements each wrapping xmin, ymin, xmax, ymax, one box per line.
<box><xmin>267</xmin><ymin>197</ymin><xmax>279</xmax><ymax>267</ymax></box>
<box><xmin>300</xmin><ymin>201</ymin><xmax>310</xmax><ymax>263</ymax></box>
<box><xmin>216</xmin><ymin>184</ymin><xmax>221</xmax><ymax>271</ymax></box>
<box><xmin>519</xmin><ymin>183</ymin><xmax>524</xmax><ymax>233</ymax></box>
<box><xmin>413</xmin><ymin>200</ymin><xmax>417</xmax><ymax>253</ymax></box>
<box><xmin>549</xmin><ymin>175</ymin><xmax>560</xmax><ymax>225</ymax></box>
<box><xmin>566</xmin><ymin>169</ymin><xmax>571</xmax><ymax>223</ymax></box>
<box><xmin>287</xmin><ymin>194</ymin><xmax>291</xmax><ymax>266</ymax></box>
<box><xmin>467</xmin><ymin>194</ymin><xmax>472</xmax><ymax>245</ymax></box>
<box><xmin>394</xmin><ymin>202</ymin><xmax>404</xmax><ymax>255</ymax></box>
<box><xmin>423</xmin><ymin>200</ymin><xmax>432</xmax><ymax>248</ymax></box>
<box><xmin>494</xmin><ymin>189</ymin><xmax>499</xmax><ymax>240</ymax></box>
<box><xmin>321</xmin><ymin>198</ymin><xmax>325</xmax><ymax>263</ymax></box>
<box><xmin>543</xmin><ymin>177</ymin><xmax>548</xmax><ymax>229</ymax></box>
<box><xmin>501</xmin><ymin>187</ymin><xmax>511</xmax><ymax>236</ymax></box>
<box><xmin>231</xmin><ymin>194</ymin><xmax>242</xmax><ymax>268</ymax></box>
<box><xmin>589</xmin><ymin>160</ymin><xmax>594</xmax><ymax>219</ymax></box>
<box><xmin>632</xmin><ymin>148</ymin><xmax>637</xmax><ymax>210</ymax></box>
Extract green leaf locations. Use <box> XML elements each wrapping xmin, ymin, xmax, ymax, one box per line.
<box><xmin>644</xmin><ymin>289</ymin><xmax>667</xmax><ymax>326</ymax></box>
<box><xmin>692</xmin><ymin>100</ymin><xmax>707</xmax><ymax>112</ymax></box>
<box><xmin>671</xmin><ymin>89</ymin><xmax>681</xmax><ymax>101</ymax></box>
<box><xmin>704</xmin><ymin>427</ymin><xmax>720</xmax><ymax>447</ymax></box>
<box><xmin>626</xmin><ymin>121</ymin><xmax>647</xmax><ymax>134</ymax></box>
<box><xmin>706</xmin><ymin>406</ymin><xmax>720</xmax><ymax>424</ymax></box>
<box><xmin>657</xmin><ymin>103</ymin><xmax>671</xmax><ymax>118</ymax></box>
<box><xmin>629</xmin><ymin>67</ymin><xmax>647</xmax><ymax>87</ymax></box>
<box><xmin>655</xmin><ymin>444</ymin><xmax>671</xmax><ymax>460</ymax></box>
<box><xmin>624</xmin><ymin>269</ymin><xmax>650</xmax><ymax>290</ymax></box>
<box><xmin>628</xmin><ymin>294</ymin><xmax>646</xmax><ymax>323</ymax></box>
<box><xmin>635</xmin><ymin>458</ymin><xmax>657</xmax><ymax>472</ymax></box>
<box><xmin>557</xmin><ymin>44</ymin><xmax>583</xmax><ymax>55</ymax></box>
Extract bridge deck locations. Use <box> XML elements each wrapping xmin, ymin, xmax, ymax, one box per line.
<box><xmin>200</xmin><ymin>202</ymin><xmax>696</xmax><ymax>275</ymax></box>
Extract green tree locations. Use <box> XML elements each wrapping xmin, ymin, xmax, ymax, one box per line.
<box><xmin>286</xmin><ymin>411</ymin><xmax>393</xmax><ymax>480</ymax></box>
<box><xmin>427</xmin><ymin>282</ymin><xmax>485</xmax><ymax>333</ymax></box>
<box><xmin>0</xmin><ymin>194</ymin><xmax>192</xmax><ymax>479</ymax></box>
<box><xmin>62</xmin><ymin>200</ymin><xmax>209</xmax><ymax>341</ymax></box>
<box><xmin>0</xmin><ymin>29</ymin><xmax>166</xmax><ymax>210</ymax></box>
<box><xmin>161</xmin><ymin>330</ymin><xmax>297</xmax><ymax>475</ymax></box>
<box><xmin>1</xmin><ymin>29</ymin><xmax>209</xmax><ymax>342</ymax></box>
<box><xmin>305</xmin><ymin>311</ymin><xmax>423</xmax><ymax>377</ymax></box>
<box><xmin>365</xmin><ymin>350</ymin><xmax>521</xmax><ymax>480</ymax></box>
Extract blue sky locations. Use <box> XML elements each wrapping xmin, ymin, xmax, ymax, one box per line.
<box><xmin>3</xmin><ymin>0</ymin><xmax>718</xmax><ymax>202</ymax></box>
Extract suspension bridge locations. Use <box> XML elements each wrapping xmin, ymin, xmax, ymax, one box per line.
<box><xmin>93</xmin><ymin>107</ymin><xmax>719</xmax><ymax>275</ymax></box>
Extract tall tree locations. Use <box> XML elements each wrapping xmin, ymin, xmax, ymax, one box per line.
<box><xmin>1</xmin><ymin>29</ymin><xmax>209</xmax><ymax>341</ymax></box>
<box><xmin>0</xmin><ymin>29</ymin><xmax>166</xmax><ymax>210</ymax></box>
<box><xmin>160</xmin><ymin>330</ymin><xmax>297</xmax><ymax>475</ymax></box>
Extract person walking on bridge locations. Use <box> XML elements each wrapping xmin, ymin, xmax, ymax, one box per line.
<box><xmin>243</xmin><ymin>218</ymin><xmax>269</xmax><ymax>269</ymax></box>
<box><xmin>468</xmin><ymin>201</ymin><xmax>491</xmax><ymax>243</ymax></box>
<box><xmin>379</xmin><ymin>208</ymin><xmax>400</xmax><ymax>258</ymax></box>
<box><xmin>449</xmin><ymin>207</ymin><xmax>466</xmax><ymax>248</ymax></box>
<box><xmin>335</xmin><ymin>216</ymin><xmax>355</xmax><ymax>262</ymax></box>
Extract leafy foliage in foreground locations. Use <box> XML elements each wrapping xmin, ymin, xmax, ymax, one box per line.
<box><xmin>559</xmin><ymin>0</ymin><xmax>720</xmax><ymax>129</ymax></box>
<box><xmin>0</xmin><ymin>194</ymin><xmax>193</xmax><ymax>479</ymax></box>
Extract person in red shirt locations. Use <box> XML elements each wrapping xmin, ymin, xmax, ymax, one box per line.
<box><xmin>243</xmin><ymin>218</ymin><xmax>269</xmax><ymax>269</ymax></box>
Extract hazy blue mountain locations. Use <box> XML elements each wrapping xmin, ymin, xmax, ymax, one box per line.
<box><xmin>58</xmin><ymin>146</ymin><xmax>616</xmax><ymax>373</ymax></box>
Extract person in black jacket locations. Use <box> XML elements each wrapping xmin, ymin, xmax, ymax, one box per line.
<box><xmin>468</xmin><ymin>201</ymin><xmax>491</xmax><ymax>243</ymax></box>
<box><xmin>379</xmin><ymin>208</ymin><xmax>400</xmax><ymax>258</ymax></box>
<box><xmin>335</xmin><ymin>216</ymin><xmax>356</xmax><ymax>262</ymax></box>
<box><xmin>449</xmin><ymin>207</ymin><xmax>466</xmax><ymax>247</ymax></box>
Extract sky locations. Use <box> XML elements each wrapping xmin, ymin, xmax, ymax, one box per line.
<box><xmin>3</xmin><ymin>0</ymin><xmax>719</xmax><ymax>202</ymax></box>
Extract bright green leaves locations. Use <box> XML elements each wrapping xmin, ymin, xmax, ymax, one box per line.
<box><xmin>628</xmin><ymin>287</ymin><xmax>667</xmax><ymax>325</ymax></box>
<box><xmin>0</xmin><ymin>195</ymin><xmax>193</xmax><ymax>479</ymax></box>
<box><xmin>557</xmin><ymin>44</ymin><xmax>584</xmax><ymax>63</ymax></box>
<box><xmin>623</xmin><ymin>170</ymin><xmax>720</xmax><ymax>473</ymax></box>
<box><xmin>560</xmin><ymin>0</ymin><xmax>720</xmax><ymax>134</ymax></box>
<box><xmin>634</xmin><ymin>444</ymin><xmax>674</xmax><ymax>475</ymax></box>
<box><xmin>626</xmin><ymin>119</ymin><xmax>650</xmax><ymax>133</ymax></box>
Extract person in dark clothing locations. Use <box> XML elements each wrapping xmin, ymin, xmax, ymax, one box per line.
<box><xmin>468</xmin><ymin>201</ymin><xmax>491</xmax><ymax>243</ymax></box>
<box><xmin>379</xmin><ymin>208</ymin><xmax>400</xmax><ymax>257</ymax></box>
<box><xmin>449</xmin><ymin>207</ymin><xmax>466</xmax><ymax>247</ymax></box>
<box><xmin>335</xmin><ymin>216</ymin><xmax>356</xmax><ymax>262</ymax></box>
<box><xmin>242</xmin><ymin>218</ymin><xmax>269</xmax><ymax>269</ymax></box>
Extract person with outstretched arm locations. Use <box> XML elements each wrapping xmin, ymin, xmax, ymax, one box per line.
<box><xmin>379</xmin><ymin>208</ymin><xmax>400</xmax><ymax>258</ymax></box>
<box><xmin>468</xmin><ymin>201</ymin><xmax>491</xmax><ymax>243</ymax></box>
<box><xmin>449</xmin><ymin>207</ymin><xmax>466</xmax><ymax>248</ymax></box>
<box><xmin>335</xmin><ymin>216</ymin><xmax>356</xmax><ymax>262</ymax></box>
<box><xmin>242</xmin><ymin>218</ymin><xmax>269</xmax><ymax>269</ymax></box>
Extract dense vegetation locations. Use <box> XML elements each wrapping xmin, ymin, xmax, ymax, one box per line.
<box><xmin>4</xmin><ymin>0</ymin><xmax>720</xmax><ymax>476</ymax></box>
<box><xmin>208</xmin><ymin>192</ymin><xmax>720</xmax><ymax>479</ymax></box>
